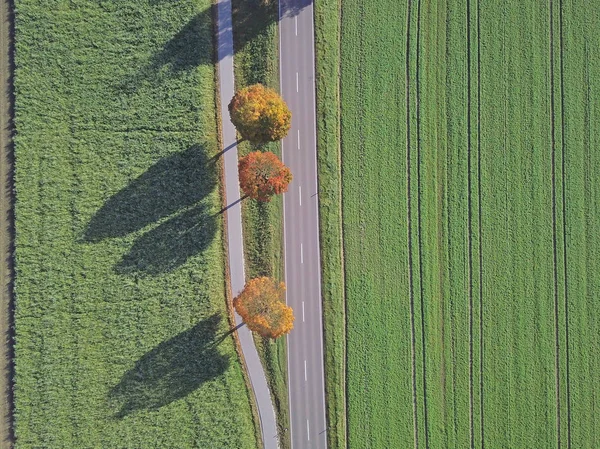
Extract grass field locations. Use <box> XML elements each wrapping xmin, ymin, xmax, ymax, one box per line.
<box><xmin>12</xmin><ymin>1</ymin><xmax>258</xmax><ymax>448</ymax></box>
<box><xmin>316</xmin><ymin>0</ymin><xmax>600</xmax><ymax>447</ymax></box>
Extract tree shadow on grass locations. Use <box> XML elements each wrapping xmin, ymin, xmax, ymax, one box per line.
<box><xmin>148</xmin><ymin>8</ymin><xmax>217</xmax><ymax>73</ymax></box>
<box><xmin>117</xmin><ymin>0</ymin><xmax>313</xmax><ymax>93</ymax></box>
<box><xmin>84</xmin><ymin>145</ymin><xmax>215</xmax><ymax>243</ymax></box>
<box><xmin>109</xmin><ymin>314</ymin><xmax>229</xmax><ymax>418</ymax></box>
<box><xmin>126</xmin><ymin>0</ymin><xmax>310</xmax><ymax>79</ymax></box>
<box><xmin>115</xmin><ymin>202</ymin><xmax>216</xmax><ymax>276</ymax></box>
<box><xmin>116</xmin><ymin>7</ymin><xmax>216</xmax><ymax>94</ymax></box>
<box><xmin>117</xmin><ymin>0</ymin><xmax>311</xmax><ymax>96</ymax></box>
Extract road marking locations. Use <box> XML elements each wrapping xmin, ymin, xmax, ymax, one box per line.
<box><xmin>297</xmin><ymin>129</ymin><xmax>300</xmax><ymax>149</ymax></box>
<box><xmin>296</xmin><ymin>72</ymin><xmax>299</xmax><ymax>92</ymax></box>
<box><xmin>300</xmin><ymin>243</ymin><xmax>303</xmax><ymax>264</ymax></box>
<box><xmin>295</xmin><ymin>16</ymin><xmax>298</xmax><ymax>36</ymax></box>
<box><xmin>299</xmin><ymin>185</ymin><xmax>302</xmax><ymax>205</ymax></box>
<box><xmin>302</xmin><ymin>301</ymin><xmax>305</xmax><ymax>322</ymax></box>
<box><xmin>279</xmin><ymin>1</ymin><xmax>328</xmax><ymax>445</ymax></box>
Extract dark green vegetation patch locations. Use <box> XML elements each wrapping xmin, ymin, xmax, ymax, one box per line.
<box><xmin>13</xmin><ymin>1</ymin><xmax>256</xmax><ymax>447</ymax></box>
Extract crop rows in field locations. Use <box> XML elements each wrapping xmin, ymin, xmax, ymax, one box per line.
<box><xmin>337</xmin><ymin>0</ymin><xmax>600</xmax><ymax>447</ymax></box>
<box><xmin>13</xmin><ymin>2</ymin><xmax>257</xmax><ymax>448</ymax></box>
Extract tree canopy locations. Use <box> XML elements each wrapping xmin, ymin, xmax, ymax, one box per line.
<box><xmin>228</xmin><ymin>84</ymin><xmax>292</xmax><ymax>143</ymax></box>
<box><xmin>238</xmin><ymin>151</ymin><xmax>292</xmax><ymax>202</ymax></box>
<box><xmin>233</xmin><ymin>277</ymin><xmax>294</xmax><ymax>339</ymax></box>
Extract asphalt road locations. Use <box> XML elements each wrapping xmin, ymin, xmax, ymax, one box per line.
<box><xmin>279</xmin><ymin>1</ymin><xmax>328</xmax><ymax>448</ymax></box>
<box><xmin>216</xmin><ymin>1</ymin><xmax>279</xmax><ymax>447</ymax></box>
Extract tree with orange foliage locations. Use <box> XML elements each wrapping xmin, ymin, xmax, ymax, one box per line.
<box><xmin>239</xmin><ymin>151</ymin><xmax>292</xmax><ymax>202</ymax></box>
<box><xmin>233</xmin><ymin>277</ymin><xmax>294</xmax><ymax>339</ymax></box>
<box><xmin>228</xmin><ymin>84</ymin><xmax>292</xmax><ymax>143</ymax></box>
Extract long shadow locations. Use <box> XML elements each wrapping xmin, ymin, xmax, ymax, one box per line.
<box><xmin>127</xmin><ymin>0</ymin><xmax>312</xmax><ymax>82</ymax></box>
<box><xmin>118</xmin><ymin>0</ymin><xmax>312</xmax><ymax>96</ymax></box>
<box><xmin>115</xmin><ymin>202</ymin><xmax>216</xmax><ymax>276</ymax></box>
<box><xmin>149</xmin><ymin>7</ymin><xmax>217</xmax><ymax>73</ymax></box>
<box><xmin>84</xmin><ymin>145</ymin><xmax>215</xmax><ymax>242</ymax></box>
<box><xmin>109</xmin><ymin>314</ymin><xmax>229</xmax><ymax>418</ymax></box>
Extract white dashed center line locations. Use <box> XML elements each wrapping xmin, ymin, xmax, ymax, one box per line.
<box><xmin>302</xmin><ymin>301</ymin><xmax>305</xmax><ymax>322</ymax></box>
<box><xmin>297</xmin><ymin>129</ymin><xmax>300</xmax><ymax>149</ymax></box>
<box><xmin>304</xmin><ymin>360</ymin><xmax>307</xmax><ymax>381</ymax></box>
<box><xmin>307</xmin><ymin>419</ymin><xmax>310</xmax><ymax>441</ymax></box>
<box><xmin>300</xmin><ymin>243</ymin><xmax>304</xmax><ymax>264</ymax></box>
<box><xmin>295</xmin><ymin>16</ymin><xmax>298</xmax><ymax>36</ymax></box>
<box><xmin>299</xmin><ymin>185</ymin><xmax>302</xmax><ymax>205</ymax></box>
<box><xmin>296</xmin><ymin>72</ymin><xmax>299</xmax><ymax>92</ymax></box>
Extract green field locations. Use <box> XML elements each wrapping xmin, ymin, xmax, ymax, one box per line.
<box><xmin>316</xmin><ymin>0</ymin><xmax>600</xmax><ymax>447</ymax></box>
<box><xmin>13</xmin><ymin>1</ymin><xmax>258</xmax><ymax>448</ymax></box>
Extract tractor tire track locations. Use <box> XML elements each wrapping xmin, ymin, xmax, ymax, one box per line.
<box><xmin>466</xmin><ymin>0</ymin><xmax>475</xmax><ymax>447</ymax></box>
<box><xmin>548</xmin><ymin>0</ymin><xmax>563</xmax><ymax>446</ymax></box>
<box><xmin>476</xmin><ymin>0</ymin><xmax>485</xmax><ymax>446</ymax></box>
<box><xmin>414</xmin><ymin>0</ymin><xmax>430</xmax><ymax>447</ymax></box>
<box><xmin>557</xmin><ymin>1</ymin><xmax>572</xmax><ymax>446</ymax></box>
<box><xmin>443</xmin><ymin>1</ymin><xmax>460</xmax><ymax>440</ymax></box>
<box><xmin>405</xmin><ymin>1</ymin><xmax>420</xmax><ymax>447</ymax></box>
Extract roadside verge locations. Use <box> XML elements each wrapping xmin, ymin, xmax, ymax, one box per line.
<box><xmin>215</xmin><ymin>0</ymin><xmax>280</xmax><ymax>447</ymax></box>
<box><xmin>314</xmin><ymin>0</ymin><xmax>347</xmax><ymax>448</ymax></box>
<box><xmin>0</xmin><ymin>0</ymin><xmax>14</xmax><ymax>447</ymax></box>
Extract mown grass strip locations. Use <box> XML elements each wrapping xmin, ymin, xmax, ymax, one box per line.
<box><xmin>313</xmin><ymin>0</ymin><xmax>347</xmax><ymax>446</ymax></box>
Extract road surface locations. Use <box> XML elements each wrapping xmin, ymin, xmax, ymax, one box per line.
<box><xmin>216</xmin><ymin>1</ymin><xmax>279</xmax><ymax>448</ymax></box>
<box><xmin>279</xmin><ymin>0</ymin><xmax>328</xmax><ymax>448</ymax></box>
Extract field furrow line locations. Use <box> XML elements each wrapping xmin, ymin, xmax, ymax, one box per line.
<box><xmin>466</xmin><ymin>1</ymin><xmax>475</xmax><ymax>447</ymax></box>
<box><xmin>414</xmin><ymin>0</ymin><xmax>430</xmax><ymax>447</ymax></box>
<box><xmin>548</xmin><ymin>0</ymin><xmax>562</xmax><ymax>446</ymax></box>
<box><xmin>355</xmin><ymin>0</ymin><xmax>371</xmax><ymax>442</ymax></box>
<box><xmin>444</xmin><ymin>5</ymin><xmax>460</xmax><ymax>438</ymax></box>
<box><xmin>557</xmin><ymin>0</ymin><xmax>572</xmax><ymax>446</ymax></box>
<box><xmin>476</xmin><ymin>0</ymin><xmax>485</xmax><ymax>446</ymax></box>
<box><xmin>405</xmin><ymin>1</ymin><xmax>420</xmax><ymax>448</ymax></box>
